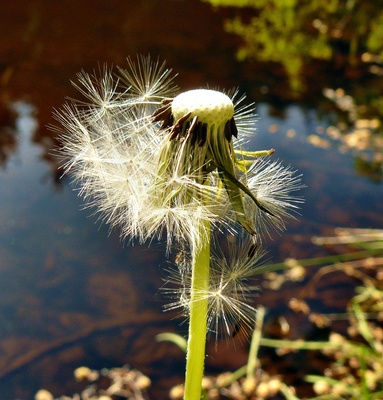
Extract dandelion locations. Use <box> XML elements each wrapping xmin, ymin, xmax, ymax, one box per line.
<box><xmin>54</xmin><ymin>55</ymin><xmax>302</xmax><ymax>400</ymax></box>
<box><xmin>54</xmin><ymin>60</ymin><xmax>295</xmax><ymax>253</ymax></box>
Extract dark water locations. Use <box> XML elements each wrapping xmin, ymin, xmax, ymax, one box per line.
<box><xmin>0</xmin><ymin>1</ymin><xmax>382</xmax><ymax>399</ymax></box>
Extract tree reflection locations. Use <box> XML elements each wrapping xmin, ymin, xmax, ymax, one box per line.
<box><xmin>204</xmin><ymin>0</ymin><xmax>383</xmax><ymax>91</ymax></box>
<box><xmin>0</xmin><ymin>99</ymin><xmax>17</xmax><ymax>168</ymax></box>
<box><xmin>203</xmin><ymin>0</ymin><xmax>383</xmax><ymax>181</ymax></box>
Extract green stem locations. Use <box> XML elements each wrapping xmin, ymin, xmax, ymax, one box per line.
<box><xmin>184</xmin><ymin>220</ymin><xmax>211</xmax><ymax>400</ymax></box>
<box><xmin>253</xmin><ymin>249</ymin><xmax>383</xmax><ymax>276</ymax></box>
<box><xmin>246</xmin><ymin>306</ymin><xmax>265</xmax><ymax>380</ymax></box>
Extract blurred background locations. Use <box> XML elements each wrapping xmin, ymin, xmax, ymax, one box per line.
<box><xmin>0</xmin><ymin>0</ymin><xmax>382</xmax><ymax>398</ymax></box>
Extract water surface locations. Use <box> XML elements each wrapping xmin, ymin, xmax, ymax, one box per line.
<box><xmin>0</xmin><ymin>1</ymin><xmax>382</xmax><ymax>398</ymax></box>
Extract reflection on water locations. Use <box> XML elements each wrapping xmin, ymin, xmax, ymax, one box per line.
<box><xmin>0</xmin><ymin>0</ymin><xmax>382</xmax><ymax>399</ymax></box>
<box><xmin>0</xmin><ymin>114</ymin><xmax>172</xmax><ymax>395</ymax></box>
<box><xmin>204</xmin><ymin>0</ymin><xmax>383</xmax><ymax>183</ymax></box>
<box><xmin>205</xmin><ymin>0</ymin><xmax>383</xmax><ymax>96</ymax></box>
<box><xmin>311</xmin><ymin>88</ymin><xmax>383</xmax><ymax>182</ymax></box>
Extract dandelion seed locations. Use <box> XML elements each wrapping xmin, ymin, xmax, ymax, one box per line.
<box><xmin>231</xmin><ymin>322</ymin><xmax>241</xmax><ymax>337</ymax></box>
<box><xmin>244</xmin><ymin>158</ymin><xmax>304</xmax><ymax>238</ymax></box>
<box><xmin>163</xmin><ymin>236</ymin><xmax>264</xmax><ymax>339</ymax></box>
<box><xmin>247</xmin><ymin>240</ymin><xmax>258</xmax><ymax>258</ymax></box>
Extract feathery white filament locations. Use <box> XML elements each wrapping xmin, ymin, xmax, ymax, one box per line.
<box><xmin>55</xmin><ymin>56</ymin><xmax>302</xmax><ymax>253</ymax></box>
<box><xmin>162</xmin><ymin>237</ymin><xmax>263</xmax><ymax>339</ymax></box>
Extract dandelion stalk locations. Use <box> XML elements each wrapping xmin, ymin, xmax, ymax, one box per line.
<box><xmin>184</xmin><ymin>218</ymin><xmax>211</xmax><ymax>400</ymax></box>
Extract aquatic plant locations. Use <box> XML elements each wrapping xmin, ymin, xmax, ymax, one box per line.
<box><xmin>54</xmin><ymin>55</ymin><xmax>301</xmax><ymax>399</ymax></box>
<box><xmin>160</xmin><ymin>228</ymin><xmax>383</xmax><ymax>399</ymax></box>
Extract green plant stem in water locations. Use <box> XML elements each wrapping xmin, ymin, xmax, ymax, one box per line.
<box><xmin>254</xmin><ymin>248</ymin><xmax>383</xmax><ymax>275</ymax></box>
<box><xmin>246</xmin><ymin>306</ymin><xmax>265</xmax><ymax>380</ymax></box>
<box><xmin>184</xmin><ymin>219</ymin><xmax>211</xmax><ymax>400</ymax></box>
<box><xmin>214</xmin><ymin>307</ymin><xmax>266</xmax><ymax>389</ymax></box>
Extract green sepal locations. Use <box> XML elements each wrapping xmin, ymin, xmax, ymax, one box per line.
<box><xmin>216</xmin><ymin>168</ymin><xmax>255</xmax><ymax>235</ymax></box>
<box><xmin>218</xmin><ymin>165</ymin><xmax>276</xmax><ymax>217</ymax></box>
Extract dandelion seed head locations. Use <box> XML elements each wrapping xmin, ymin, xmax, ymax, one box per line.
<box><xmin>172</xmin><ymin>89</ymin><xmax>234</xmax><ymax>126</ymax></box>
<box><xmin>154</xmin><ymin>87</ymin><xmax>260</xmax><ymax>239</ymax></box>
<box><xmin>55</xmin><ymin>56</ymin><xmax>302</xmax><ymax>254</ymax></box>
